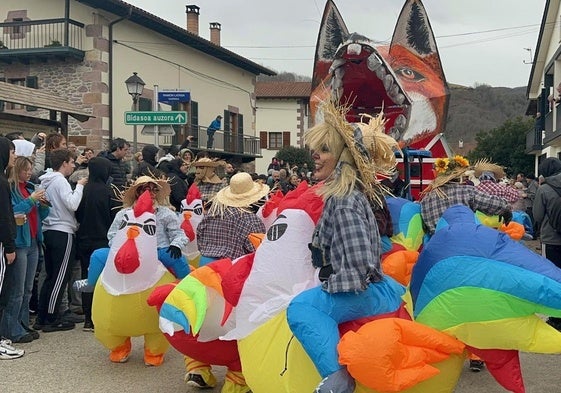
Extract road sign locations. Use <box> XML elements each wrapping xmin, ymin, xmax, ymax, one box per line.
<box><xmin>158</xmin><ymin>90</ymin><xmax>190</xmax><ymax>104</ymax></box>
<box><xmin>124</xmin><ymin>111</ymin><xmax>188</xmax><ymax>125</ymax></box>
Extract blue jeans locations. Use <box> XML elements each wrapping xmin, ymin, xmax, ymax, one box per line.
<box><xmin>0</xmin><ymin>239</ymin><xmax>39</xmax><ymax>340</ymax></box>
<box><xmin>287</xmin><ymin>277</ymin><xmax>405</xmax><ymax>377</ymax></box>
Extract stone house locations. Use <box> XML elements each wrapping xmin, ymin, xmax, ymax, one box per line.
<box><xmin>0</xmin><ymin>0</ymin><xmax>274</xmax><ymax>164</ymax></box>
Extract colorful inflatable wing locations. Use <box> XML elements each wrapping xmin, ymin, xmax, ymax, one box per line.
<box><xmin>386</xmin><ymin>196</ymin><xmax>425</xmax><ymax>251</ymax></box>
<box><xmin>411</xmin><ymin>205</ymin><xmax>561</xmax><ymax>353</ymax></box>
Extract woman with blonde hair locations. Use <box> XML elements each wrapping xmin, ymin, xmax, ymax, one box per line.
<box><xmin>1</xmin><ymin>157</ymin><xmax>50</xmax><ymax>343</ymax></box>
<box><xmin>286</xmin><ymin>102</ymin><xmax>405</xmax><ymax>393</ymax></box>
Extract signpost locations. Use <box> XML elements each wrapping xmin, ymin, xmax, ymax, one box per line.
<box><xmin>124</xmin><ymin>111</ymin><xmax>188</xmax><ymax>125</ymax></box>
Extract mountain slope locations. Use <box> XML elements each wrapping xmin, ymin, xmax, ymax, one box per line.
<box><xmin>445</xmin><ymin>85</ymin><xmax>528</xmax><ymax>152</ymax></box>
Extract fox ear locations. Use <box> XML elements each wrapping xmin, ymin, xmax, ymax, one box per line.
<box><xmin>390</xmin><ymin>0</ymin><xmax>441</xmax><ymax>60</ymax></box>
<box><xmin>312</xmin><ymin>0</ymin><xmax>349</xmax><ymax>91</ymax></box>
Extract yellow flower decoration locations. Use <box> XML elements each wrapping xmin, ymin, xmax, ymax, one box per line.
<box><xmin>453</xmin><ymin>155</ymin><xmax>470</xmax><ymax>168</ymax></box>
<box><xmin>434</xmin><ymin>155</ymin><xmax>469</xmax><ymax>176</ymax></box>
<box><xmin>434</xmin><ymin>158</ymin><xmax>449</xmax><ymax>174</ymax></box>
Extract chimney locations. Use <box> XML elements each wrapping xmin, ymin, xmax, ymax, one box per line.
<box><xmin>185</xmin><ymin>5</ymin><xmax>200</xmax><ymax>35</ymax></box>
<box><xmin>209</xmin><ymin>22</ymin><xmax>221</xmax><ymax>46</ymax></box>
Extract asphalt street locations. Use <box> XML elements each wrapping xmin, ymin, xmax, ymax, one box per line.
<box><xmin>4</xmin><ymin>240</ymin><xmax>559</xmax><ymax>393</ymax></box>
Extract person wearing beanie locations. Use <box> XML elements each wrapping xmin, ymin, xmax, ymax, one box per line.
<box><xmin>132</xmin><ymin>145</ymin><xmax>162</xmax><ymax>179</ymax></box>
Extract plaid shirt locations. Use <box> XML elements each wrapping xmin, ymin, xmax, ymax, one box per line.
<box><xmin>198</xmin><ymin>182</ymin><xmax>225</xmax><ymax>203</ymax></box>
<box><xmin>316</xmin><ymin>189</ymin><xmax>383</xmax><ymax>293</ymax></box>
<box><xmin>420</xmin><ymin>183</ymin><xmax>510</xmax><ymax>234</ymax></box>
<box><xmin>197</xmin><ymin>207</ymin><xmax>265</xmax><ymax>259</ymax></box>
<box><xmin>476</xmin><ymin>180</ymin><xmax>519</xmax><ymax>203</ymax></box>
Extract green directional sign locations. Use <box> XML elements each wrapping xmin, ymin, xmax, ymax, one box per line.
<box><xmin>124</xmin><ymin>111</ymin><xmax>188</xmax><ymax>125</ymax></box>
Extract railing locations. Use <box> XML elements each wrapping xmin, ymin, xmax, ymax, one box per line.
<box><xmin>0</xmin><ymin>18</ymin><xmax>84</xmax><ymax>50</ymax></box>
<box><xmin>168</xmin><ymin>124</ymin><xmax>261</xmax><ymax>156</ymax></box>
<box><xmin>525</xmin><ymin>128</ymin><xmax>543</xmax><ymax>153</ymax></box>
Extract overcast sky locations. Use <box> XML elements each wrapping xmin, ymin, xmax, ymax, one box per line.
<box><xmin>126</xmin><ymin>0</ymin><xmax>545</xmax><ymax>88</ymax></box>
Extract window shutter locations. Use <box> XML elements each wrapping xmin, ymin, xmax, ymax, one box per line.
<box><xmin>190</xmin><ymin>101</ymin><xmax>198</xmax><ymax>135</ymax></box>
<box><xmin>282</xmin><ymin>131</ymin><xmax>291</xmax><ymax>147</ymax></box>
<box><xmin>238</xmin><ymin>114</ymin><xmax>243</xmax><ymax>133</ymax></box>
<box><xmin>138</xmin><ymin>97</ymin><xmax>152</xmax><ymax>111</ymax></box>
<box><xmin>260</xmin><ymin>131</ymin><xmax>268</xmax><ymax>149</ymax></box>
<box><xmin>223</xmin><ymin>111</ymin><xmax>230</xmax><ymax>131</ymax></box>
<box><xmin>26</xmin><ymin>76</ymin><xmax>38</xmax><ymax>111</ymax></box>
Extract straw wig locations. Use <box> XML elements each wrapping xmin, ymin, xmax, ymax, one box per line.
<box><xmin>306</xmin><ymin>101</ymin><xmax>395</xmax><ymax>205</ymax></box>
<box><xmin>473</xmin><ymin>159</ymin><xmax>506</xmax><ymax>180</ymax></box>
<box><xmin>121</xmin><ymin>175</ymin><xmax>171</xmax><ymax>207</ymax></box>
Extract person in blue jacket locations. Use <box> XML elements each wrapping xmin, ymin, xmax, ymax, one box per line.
<box><xmin>0</xmin><ymin>156</ymin><xmax>50</xmax><ymax>343</ymax></box>
<box><xmin>206</xmin><ymin>115</ymin><xmax>222</xmax><ymax>149</ymax></box>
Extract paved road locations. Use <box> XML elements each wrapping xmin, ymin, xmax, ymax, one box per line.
<box><xmin>4</xmin><ymin>320</ymin><xmax>561</xmax><ymax>393</ymax></box>
<box><xmin>5</xmin><ymin>239</ymin><xmax>558</xmax><ymax>393</ymax></box>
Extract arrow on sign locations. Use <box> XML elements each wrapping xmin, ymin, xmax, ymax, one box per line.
<box><xmin>175</xmin><ymin>113</ymin><xmax>185</xmax><ymax>123</ymax></box>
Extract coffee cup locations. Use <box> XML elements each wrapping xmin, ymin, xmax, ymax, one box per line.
<box><xmin>14</xmin><ymin>213</ymin><xmax>26</xmax><ymax>226</ymax></box>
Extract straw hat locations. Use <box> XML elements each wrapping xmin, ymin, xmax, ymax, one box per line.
<box><xmin>212</xmin><ymin>172</ymin><xmax>270</xmax><ymax>209</ymax></box>
<box><xmin>473</xmin><ymin>159</ymin><xmax>505</xmax><ymax>180</ymax></box>
<box><xmin>192</xmin><ymin>157</ymin><xmax>226</xmax><ymax>168</ymax></box>
<box><xmin>121</xmin><ymin>175</ymin><xmax>171</xmax><ymax>207</ymax></box>
<box><xmin>422</xmin><ymin>155</ymin><xmax>470</xmax><ymax>198</ymax></box>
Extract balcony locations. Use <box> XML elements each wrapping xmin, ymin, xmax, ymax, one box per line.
<box><xmin>159</xmin><ymin>123</ymin><xmax>262</xmax><ymax>162</ymax></box>
<box><xmin>0</xmin><ymin>18</ymin><xmax>84</xmax><ymax>64</ymax></box>
<box><xmin>525</xmin><ymin>128</ymin><xmax>543</xmax><ymax>154</ymax></box>
<box><xmin>542</xmin><ymin>105</ymin><xmax>561</xmax><ymax>147</ymax></box>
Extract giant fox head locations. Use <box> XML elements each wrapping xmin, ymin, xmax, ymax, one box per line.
<box><xmin>311</xmin><ymin>0</ymin><xmax>449</xmax><ymax>146</ymax></box>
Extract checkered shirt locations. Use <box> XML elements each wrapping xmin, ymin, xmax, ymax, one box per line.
<box><xmin>420</xmin><ymin>183</ymin><xmax>510</xmax><ymax>234</ymax></box>
<box><xmin>476</xmin><ymin>180</ymin><xmax>520</xmax><ymax>203</ymax></box>
<box><xmin>316</xmin><ymin>189</ymin><xmax>383</xmax><ymax>293</ymax></box>
<box><xmin>197</xmin><ymin>207</ymin><xmax>265</xmax><ymax>259</ymax></box>
<box><xmin>198</xmin><ymin>182</ymin><xmax>225</xmax><ymax>203</ymax></box>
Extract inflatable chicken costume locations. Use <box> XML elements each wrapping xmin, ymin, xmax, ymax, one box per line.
<box><xmin>180</xmin><ymin>184</ymin><xmax>204</xmax><ymax>265</ymax></box>
<box><xmin>91</xmin><ymin>190</ymin><xmax>176</xmax><ymax>366</ymax></box>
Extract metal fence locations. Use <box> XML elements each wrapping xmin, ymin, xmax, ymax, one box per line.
<box><xmin>0</xmin><ymin>18</ymin><xmax>84</xmax><ymax>50</ymax></box>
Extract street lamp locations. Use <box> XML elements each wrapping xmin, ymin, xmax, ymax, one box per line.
<box><xmin>125</xmin><ymin>72</ymin><xmax>145</xmax><ymax>152</ymax></box>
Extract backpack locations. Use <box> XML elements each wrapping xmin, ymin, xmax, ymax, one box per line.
<box><xmin>544</xmin><ymin>183</ymin><xmax>561</xmax><ymax>233</ymax></box>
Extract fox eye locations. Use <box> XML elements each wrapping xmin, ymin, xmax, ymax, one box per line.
<box><xmin>396</xmin><ymin>67</ymin><xmax>425</xmax><ymax>82</ymax></box>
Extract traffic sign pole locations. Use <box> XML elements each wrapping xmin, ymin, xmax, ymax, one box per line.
<box><xmin>154</xmin><ymin>84</ymin><xmax>159</xmax><ymax>147</ymax></box>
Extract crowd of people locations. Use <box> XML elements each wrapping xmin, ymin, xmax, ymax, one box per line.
<box><xmin>0</xmin><ymin>122</ymin><xmax>556</xmax><ymax>393</ymax></box>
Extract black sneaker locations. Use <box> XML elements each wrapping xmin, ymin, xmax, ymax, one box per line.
<box><xmin>185</xmin><ymin>373</ymin><xmax>211</xmax><ymax>388</ymax></box>
<box><xmin>28</xmin><ymin>330</ymin><xmax>40</xmax><ymax>340</ymax></box>
<box><xmin>13</xmin><ymin>333</ymin><xmax>34</xmax><ymax>343</ymax></box>
<box><xmin>42</xmin><ymin>320</ymin><xmax>75</xmax><ymax>333</ymax></box>
<box><xmin>469</xmin><ymin>360</ymin><xmax>485</xmax><ymax>372</ymax></box>
<box><xmin>61</xmin><ymin>310</ymin><xmax>85</xmax><ymax>323</ymax></box>
<box><xmin>83</xmin><ymin>320</ymin><xmax>94</xmax><ymax>332</ymax></box>
<box><xmin>32</xmin><ymin>319</ymin><xmax>44</xmax><ymax>331</ymax></box>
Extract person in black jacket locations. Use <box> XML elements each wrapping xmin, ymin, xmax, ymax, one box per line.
<box><xmin>132</xmin><ymin>145</ymin><xmax>162</xmax><ymax>179</ymax></box>
<box><xmin>75</xmin><ymin>157</ymin><xmax>119</xmax><ymax>331</ymax></box>
<box><xmin>97</xmin><ymin>138</ymin><xmax>130</xmax><ymax>191</ymax></box>
<box><xmin>160</xmin><ymin>158</ymin><xmax>189</xmax><ymax>212</ymax></box>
